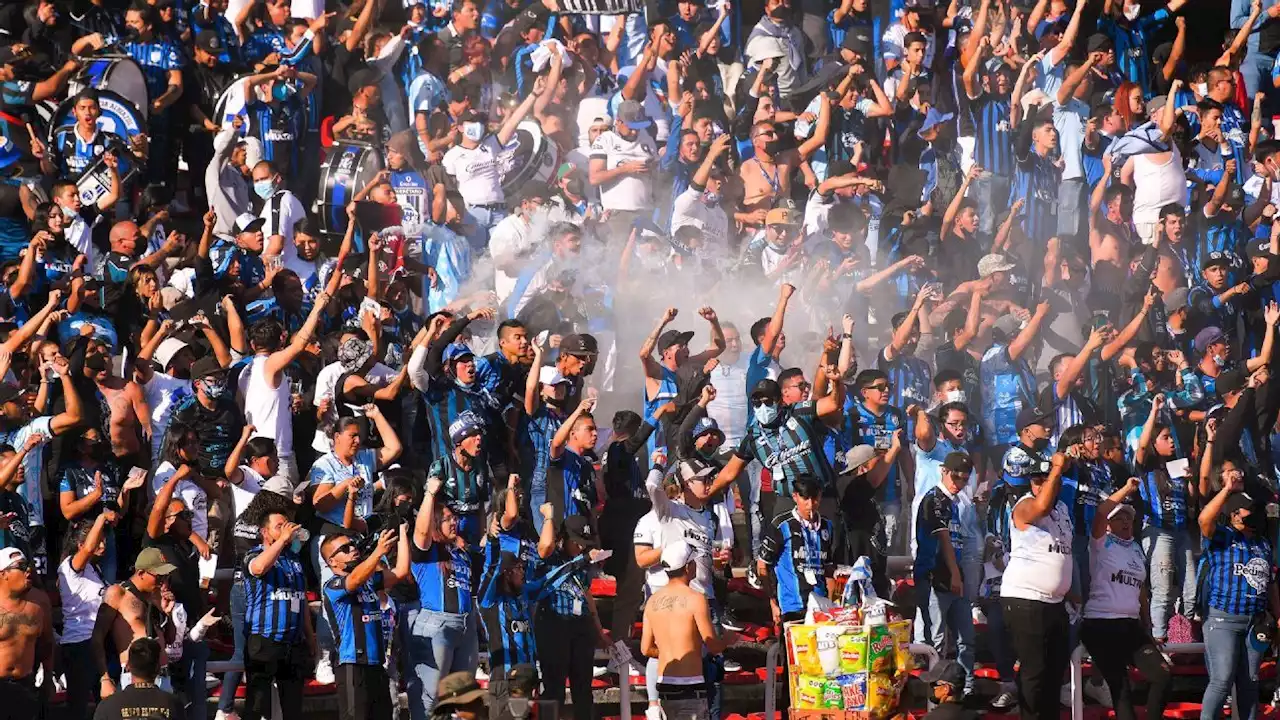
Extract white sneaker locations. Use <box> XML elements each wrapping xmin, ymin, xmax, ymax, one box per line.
<box><xmin>214</xmin><ymin>711</ymin><xmax>241</xmax><ymax>720</ymax></box>
<box><xmin>972</xmin><ymin>606</ymin><xmax>987</xmax><ymax>625</ymax></box>
<box><xmin>314</xmin><ymin>651</ymin><xmax>335</xmax><ymax>684</ymax></box>
<box><xmin>722</xmin><ymin>659</ymin><xmax>742</xmax><ymax>672</ymax></box>
<box><xmin>746</xmin><ymin>565</ymin><xmax>763</xmax><ymax>591</ymax></box>
<box><xmin>475</xmin><ymin>667</ymin><xmax>489</xmax><ymax>682</ymax></box>
<box><xmin>592</xmin><ymin>665</ymin><xmax>608</xmax><ymax>678</ymax></box>
<box><xmin>1084</xmin><ymin>679</ymin><xmax>1113</xmax><ymax>708</ymax></box>
<box><xmin>206</xmin><ymin>673</ymin><xmax>220</xmax><ymax>690</ymax></box>
<box><xmin>990</xmin><ymin>690</ymin><xmax>1017</xmax><ymax>711</ymax></box>
<box><xmin>645</xmin><ymin>706</ymin><xmax>665</xmax><ymax>720</ymax></box>
<box><xmin>1059</xmin><ymin>683</ymin><xmax>1074</xmax><ymax>707</ymax></box>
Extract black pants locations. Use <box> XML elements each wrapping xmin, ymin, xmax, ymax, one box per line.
<box><xmin>0</xmin><ymin>676</ymin><xmax>38</xmax><ymax>720</ymax></box>
<box><xmin>535</xmin><ymin>611</ymin><xmax>596</xmax><ymax>720</ymax></box>
<box><xmin>244</xmin><ymin>635</ymin><xmax>308</xmax><ymax>720</ymax></box>
<box><xmin>1080</xmin><ymin>618</ymin><xmax>1171</xmax><ymax>720</ymax></box>
<box><xmin>337</xmin><ymin>663</ymin><xmax>392</xmax><ymax>720</ymax></box>
<box><xmin>612</xmin><ymin>550</ymin><xmax>646</xmax><ymax>642</ymax></box>
<box><xmin>1001</xmin><ymin>597</ymin><xmax>1071</xmax><ymax>720</ymax></box>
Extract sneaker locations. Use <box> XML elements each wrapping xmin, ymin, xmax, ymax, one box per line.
<box><xmin>972</xmin><ymin>606</ymin><xmax>988</xmax><ymax>625</ymax></box>
<box><xmin>475</xmin><ymin>667</ymin><xmax>490</xmax><ymax>682</ymax></box>
<box><xmin>645</xmin><ymin>705</ymin><xmax>665</xmax><ymax>720</ymax></box>
<box><xmin>990</xmin><ymin>691</ymin><xmax>1017</xmax><ymax>711</ymax></box>
<box><xmin>314</xmin><ymin>651</ymin><xmax>335</xmax><ymax>685</ymax></box>
<box><xmin>721</xmin><ymin>608</ymin><xmax>747</xmax><ymax>632</ymax></box>
<box><xmin>723</xmin><ymin>659</ymin><xmax>742</xmax><ymax>672</ymax></box>
<box><xmin>1084</xmin><ymin>678</ymin><xmax>1113</xmax><ymax>708</ymax></box>
<box><xmin>746</xmin><ymin>564</ymin><xmax>763</xmax><ymax>591</ymax></box>
<box><xmin>592</xmin><ymin>665</ymin><xmax>609</xmax><ymax>678</ymax></box>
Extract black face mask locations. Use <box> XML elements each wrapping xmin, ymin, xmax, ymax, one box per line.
<box><xmin>85</xmin><ymin>442</ymin><xmax>110</xmax><ymax>461</ymax></box>
<box><xmin>768</xmin><ymin>5</ymin><xmax>787</xmax><ymax>19</ymax></box>
<box><xmin>1030</xmin><ymin>436</ymin><xmax>1050</xmax><ymax>452</ymax></box>
<box><xmin>395</xmin><ymin>503</ymin><xmax>415</xmax><ymax>522</ymax></box>
<box><xmin>85</xmin><ymin>354</ymin><xmax>109</xmax><ymax>372</ymax></box>
<box><xmin>763</xmin><ymin>139</ymin><xmax>783</xmax><ymax>156</ymax></box>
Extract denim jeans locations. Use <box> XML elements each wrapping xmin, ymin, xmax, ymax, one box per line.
<box><xmin>914</xmin><ymin>582</ymin><xmax>975</xmax><ymax>691</ymax></box>
<box><xmin>180</xmin><ymin>637</ymin><xmax>210</xmax><ymax>720</ymax></box>
<box><xmin>973</xmin><ymin>173</ymin><xmax>1012</xmax><ymax>236</ymax></box>
<box><xmin>1141</xmin><ymin>526</ymin><xmax>1198</xmax><ymax>640</ymax></box>
<box><xmin>402</xmin><ymin>606</ymin><xmax>479</xmax><ymax>720</ymax></box>
<box><xmin>218</xmin><ymin>578</ymin><xmax>248</xmax><ymax>712</ymax></box>
<box><xmin>1202</xmin><ymin>610</ymin><xmax>1265</xmax><ymax>720</ymax></box>
<box><xmin>310</xmin><ymin>534</ymin><xmax>337</xmax><ymax>653</ymax></box>
<box><xmin>736</xmin><ymin>461</ymin><xmax>763</xmax><ymax>557</ymax></box>
<box><xmin>463</xmin><ymin>205</ymin><xmax>507</xmax><ymax>252</ymax></box>
<box><xmin>881</xmin><ymin>500</ymin><xmax>902</xmax><ymax>554</ymax></box>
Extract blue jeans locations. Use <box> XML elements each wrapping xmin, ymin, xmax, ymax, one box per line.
<box><xmin>736</xmin><ymin>462</ymin><xmax>763</xmax><ymax>557</ymax></box>
<box><xmin>402</xmin><ymin>606</ymin><xmax>479</xmax><ymax>720</ymax></box>
<box><xmin>914</xmin><ymin>581</ymin><xmax>975</xmax><ymax>691</ymax></box>
<box><xmin>180</xmin><ymin>638</ymin><xmax>209</xmax><ymax>720</ymax></box>
<box><xmin>463</xmin><ymin>205</ymin><xmax>507</xmax><ymax>252</ymax></box>
<box><xmin>973</xmin><ymin>173</ymin><xmax>1011</xmax><ymax>236</ymax></box>
<box><xmin>1202</xmin><ymin>610</ymin><xmax>1266</xmax><ymax>720</ymax></box>
<box><xmin>218</xmin><ymin>579</ymin><xmax>248</xmax><ymax>712</ymax></box>
<box><xmin>310</xmin><ymin>534</ymin><xmax>336</xmax><ymax>653</ymax></box>
<box><xmin>1142</xmin><ymin>526</ymin><xmax>1198</xmax><ymax>640</ymax></box>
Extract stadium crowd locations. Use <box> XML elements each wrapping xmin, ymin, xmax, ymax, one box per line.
<box><xmin>0</xmin><ymin>0</ymin><xmax>1280</xmax><ymax>717</ymax></box>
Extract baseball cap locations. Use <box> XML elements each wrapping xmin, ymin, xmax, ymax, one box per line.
<box><xmin>1201</xmin><ymin>250</ymin><xmax>1233</xmax><ymax>271</ymax></box>
<box><xmin>675</xmin><ymin>457</ymin><xmax>716</xmax><ymax>485</ymax></box>
<box><xmin>842</xmin><ymin>28</ymin><xmax>873</xmax><ymax>56</ymax></box>
<box><xmin>561</xmin><ymin>333</ymin><xmax>599</xmax><ymax>356</ymax></box>
<box><xmin>691</xmin><ymin>416</ymin><xmax>725</xmax><ymax>444</ymax></box>
<box><xmin>1249</xmin><ymin>237</ymin><xmax>1274</xmax><ymax>260</ymax></box>
<box><xmin>347</xmin><ymin>67</ymin><xmax>385</xmax><ymax>95</ymax></box>
<box><xmin>657</xmin><ymin>329</ymin><xmax>695</xmax><ymax>353</ymax></box>
<box><xmin>977</xmin><ymin>254</ymin><xmax>1017</xmax><ymax>278</ymax></box>
<box><xmin>443</xmin><ymin>343</ymin><xmax>476</xmax><ymax>364</ymax></box>
<box><xmin>0</xmin><ymin>547</ymin><xmax>26</xmax><ymax>572</ymax></box>
<box><xmin>135</xmin><ymin>547</ymin><xmax>177</xmax><ymax>576</ymax></box>
<box><xmin>1216</xmin><ymin>368</ymin><xmax>1247</xmax><ymax>396</ymax></box>
<box><xmin>766</xmin><ymin>207</ymin><xmax>801</xmax><ymax>227</ymax></box>
<box><xmin>449</xmin><ymin>411</ymin><xmax>485</xmax><ymax>445</ymax></box>
<box><xmin>507</xmin><ymin>664</ymin><xmax>539</xmax><ymax>695</ymax></box>
<box><xmin>842</xmin><ymin>445</ymin><xmax>877</xmax><ymax>472</ymax></box>
<box><xmin>233</xmin><ymin>213</ymin><xmax>265</xmax><ymax>235</ymax></box>
<box><xmin>1016</xmin><ymin>405</ymin><xmax>1053</xmax><ymax>432</ymax></box>
<box><xmin>991</xmin><ymin>314</ymin><xmax>1023</xmax><ymax>339</ymax></box>
<box><xmin>539</xmin><ymin>366</ymin><xmax>571</xmax><ymax>387</ymax></box>
<box><xmin>660</xmin><ymin>540</ymin><xmax>694</xmax><ymax>571</ymax></box>
<box><xmin>434</xmin><ymin>673</ymin><xmax>488</xmax><ymax>710</ymax></box>
<box><xmin>616</xmin><ymin>100</ymin><xmax>652</xmax><ymax>129</ymax></box>
<box><xmin>1086</xmin><ymin>33</ymin><xmax>1113</xmax><ymax>53</ymax></box>
<box><xmin>1194</xmin><ymin>326</ymin><xmax>1226</xmax><ymax>355</ymax></box>
<box><xmin>386</xmin><ymin>129</ymin><xmax>417</xmax><ymax>158</ymax></box>
<box><xmin>154</xmin><ymin>338</ymin><xmax>190</xmax><ymax>371</ymax></box>
<box><xmin>923</xmin><ymin>660</ymin><xmax>966</xmax><ymax>688</ymax></box>
<box><xmin>1164</xmin><ymin>287</ymin><xmax>1190</xmax><ymax>313</ymax></box>
<box><xmin>917</xmin><ymin>107</ymin><xmax>954</xmax><ymax>138</ymax></box>
<box><xmin>190</xmin><ymin>355</ymin><xmax>226</xmax><ymax>381</ymax></box>
<box><xmin>262</xmin><ymin>476</ymin><xmax>298</xmax><ymax>497</ymax></box>
<box><xmin>563</xmin><ymin>515</ymin><xmax>599</xmax><ymax>548</ymax></box>
<box><xmin>942</xmin><ymin>452</ymin><xmax>973</xmax><ymax>474</ymax></box>
<box><xmin>1223</xmin><ymin>491</ymin><xmax>1255</xmax><ymax>516</ymax></box>
<box><xmin>751</xmin><ymin>378</ymin><xmax>782</xmax><ymax>400</ymax></box>
<box><xmin>195</xmin><ymin>30</ymin><xmax>225</xmax><ymax>55</ymax></box>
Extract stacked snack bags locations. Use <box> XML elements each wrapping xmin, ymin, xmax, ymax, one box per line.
<box><xmin>785</xmin><ymin>558</ymin><xmax>912</xmax><ymax>719</ymax></box>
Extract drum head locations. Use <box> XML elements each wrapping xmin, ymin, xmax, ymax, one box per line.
<box><xmin>500</xmin><ymin>120</ymin><xmax>558</xmax><ymax>196</ymax></box>
<box><xmin>317</xmin><ymin>142</ymin><xmax>385</xmax><ymax>237</ymax></box>
<box><xmin>48</xmin><ymin>89</ymin><xmax>145</xmax><ymax>145</ymax></box>
<box><xmin>71</xmin><ymin>56</ymin><xmax>150</xmax><ymax>118</ymax></box>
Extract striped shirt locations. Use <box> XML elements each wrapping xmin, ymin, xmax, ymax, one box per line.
<box><xmin>849</xmin><ymin>400</ymin><xmax>906</xmax><ymax>503</ymax></box>
<box><xmin>736</xmin><ymin>401</ymin><xmax>836</xmax><ymax>496</ymax></box>
<box><xmin>1010</xmin><ymin>152</ymin><xmax>1062</xmax><ymax>244</ymax></box>
<box><xmin>429</xmin><ymin>454</ymin><xmax>490</xmax><ymax>515</ymax></box>
<box><xmin>760</xmin><ymin>509</ymin><xmax>836</xmax><ymax>614</ymax></box>
<box><xmin>1098</xmin><ymin>10</ymin><xmax>1170</xmax><ymax>97</ymax></box>
<box><xmin>1203</xmin><ymin>526</ymin><xmax>1272</xmax><ymax>616</ymax></box>
<box><xmin>541</xmin><ymin>550</ymin><xmax>594</xmax><ymax>618</ymax></box>
<box><xmin>970</xmin><ymin>92</ymin><xmax>1013</xmax><ymax>177</ymax></box>
<box><xmin>322</xmin><ymin>572</ymin><xmax>387</xmax><ymax>666</ymax></box>
<box><xmin>546</xmin><ymin>449</ymin><xmax>597</xmax><ymax>526</ymax></box>
<box><xmin>480</xmin><ymin>554</ymin><xmax>589</xmax><ymax>671</ymax></box>
<box><xmin>246</xmin><ymin>99</ymin><xmax>305</xmax><ymax>180</ymax></box>
<box><xmin>914</xmin><ymin>485</ymin><xmax>962</xmax><ymax>592</ymax></box>
<box><xmin>876</xmin><ymin>348</ymin><xmax>931</xmax><ymax>410</ymax></box>
<box><xmin>409</xmin><ymin>541</ymin><xmax>479</xmax><ymax>614</ymax></box>
<box><xmin>1137</xmin><ymin>467</ymin><xmax>1188</xmax><ymax>531</ymax></box>
<box><xmin>520</xmin><ymin>407</ymin><xmax>565</xmax><ymax>498</ymax></box>
<box><xmin>243</xmin><ymin>546</ymin><xmax>307</xmax><ymax>644</ymax></box>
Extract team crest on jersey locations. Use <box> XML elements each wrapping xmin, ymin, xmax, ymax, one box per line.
<box><xmin>1235</xmin><ymin>557</ymin><xmax>1270</xmax><ymax>592</ymax></box>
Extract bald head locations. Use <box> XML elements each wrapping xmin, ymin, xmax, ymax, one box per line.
<box><xmin>110</xmin><ymin>220</ymin><xmax>142</xmax><ymax>256</ymax></box>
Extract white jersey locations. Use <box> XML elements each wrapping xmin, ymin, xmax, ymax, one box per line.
<box><xmin>1083</xmin><ymin>533</ymin><xmax>1146</xmax><ymax>620</ymax></box>
<box><xmin>1000</xmin><ymin>497</ymin><xmax>1073</xmax><ymax>603</ymax></box>
<box><xmin>636</xmin><ymin>469</ymin><xmax>718</xmax><ymax>599</ymax></box>
<box><xmin>239</xmin><ymin>355</ymin><xmax>293</xmax><ymax>457</ymax></box>
<box><xmin>58</xmin><ymin>555</ymin><xmax>105</xmax><ymax>645</ymax></box>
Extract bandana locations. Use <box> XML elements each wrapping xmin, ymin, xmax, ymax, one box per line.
<box><xmin>338</xmin><ymin>337</ymin><xmax>374</xmax><ymax>373</ymax></box>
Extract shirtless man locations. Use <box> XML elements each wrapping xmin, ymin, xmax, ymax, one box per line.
<box><xmin>639</xmin><ymin>542</ymin><xmax>736</xmax><ymax>720</ymax></box>
<box><xmin>92</xmin><ymin>547</ymin><xmax>177</xmax><ymax>698</ymax></box>
<box><xmin>737</xmin><ymin>121</ymin><xmax>799</xmax><ymax>229</ymax></box>
<box><xmin>83</xmin><ymin>332</ymin><xmax>151</xmax><ymax>464</ymax></box>
<box><xmin>0</xmin><ymin>548</ymin><xmax>54</xmax><ymax>716</ymax></box>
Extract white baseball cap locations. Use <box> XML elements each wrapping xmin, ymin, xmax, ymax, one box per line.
<box><xmin>660</xmin><ymin>541</ymin><xmax>693</xmax><ymax>571</ymax></box>
<box><xmin>0</xmin><ymin>547</ymin><xmax>27</xmax><ymax>571</ymax></box>
<box><xmin>154</xmin><ymin>338</ymin><xmax>190</xmax><ymax>371</ymax></box>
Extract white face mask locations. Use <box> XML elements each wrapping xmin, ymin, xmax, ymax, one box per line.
<box><xmin>1123</xmin><ymin>3</ymin><xmax>1140</xmax><ymax>20</ymax></box>
<box><xmin>1194</xmin><ymin>82</ymin><xmax>1208</xmax><ymax>97</ymax></box>
<box><xmin>60</xmin><ymin>204</ymin><xmax>76</xmax><ymax>220</ymax></box>
<box><xmin>462</xmin><ymin>122</ymin><xmax>484</xmax><ymax>142</ymax></box>
<box><xmin>943</xmin><ymin>389</ymin><xmax>967</xmax><ymax>405</ymax></box>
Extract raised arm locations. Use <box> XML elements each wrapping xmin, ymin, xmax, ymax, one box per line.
<box><xmin>550</xmin><ymin>395</ymin><xmax>595</xmax><ymax>460</ymax></box>
<box><xmin>1093</xmin><ymin>476</ymin><xmax>1141</xmax><ymax>539</ymax></box>
<box><xmin>1198</xmin><ymin>478</ymin><xmax>1236</xmax><ymax>538</ymax></box>
<box><xmin>1133</xmin><ymin>393</ymin><xmax>1165</xmax><ymax>466</ymax></box>
<box><xmin>1013</xmin><ymin>452</ymin><xmax>1067</xmax><ymax>527</ymax></box>
<box><xmin>1056</xmin><ymin>326</ymin><xmax>1105</xmax><ymax>400</ymax></box>
<box><xmin>1049</xmin><ymin>0</ymin><xmax>1087</xmax><ymax>66</ymax></box>
<box><xmin>264</xmin><ymin>290</ymin><xmax>331</xmax><ymax>381</ymax></box>
<box><xmin>1009</xmin><ymin>300</ymin><xmax>1050</xmax><ymax>361</ymax></box>
<box><xmin>638</xmin><ymin>308</ymin><xmax>678</xmax><ymax>377</ymax></box>
<box><xmin>414</xmin><ymin>476</ymin><xmax>441</xmax><ymax>550</ymax></box>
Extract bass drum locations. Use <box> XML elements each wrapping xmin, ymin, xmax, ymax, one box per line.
<box><xmin>48</xmin><ymin>89</ymin><xmax>145</xmax><ymax>203</ymax></box>
<box><xmin>68</xmin><ymin>55</ymin><xmax>150</xmax><ymax>120</ymax></box>
<box><xmin>317</xmin><ymin>141</ymin><xmax>385</xmax><ymax>238</ymax></box>
<box><xmin>501</xmin><ymin>120</ymin><xmax>558</xmax><ymax>196</ymax></box>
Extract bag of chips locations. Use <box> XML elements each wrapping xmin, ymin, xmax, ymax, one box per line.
<box><xmin>888</xmin><ymin>620</ymin><xmax>913</xmax><ymax>672</ymax></box>
<box><xmin>837</xmin><ymin>672</ymin><xmax>868</xmax><ymax>711</ymax></box>
<box><xmin>821</xmin><ymin>679</ymin><xmax>844</xmax><ymax>709</ymax></box>
<box><xmin>795</xmin><ymin>675</ymin><xmax>826</xmax><ymax>709</ymax></box>
<box><xmin>867</xmin><ymin>625</ymin><xmax>896</xmax><ymax>674</ymax></box>
<box><xmin>838</xmin><ymin>630</ymin><xmax>868</xmax><ymax>674</ymax></box>
<box><xmin>789</xmin><ymin>625</ymin><xmax>823</xmax><ymax>676</ymax></box>
<box><xmin>866</xmin><ymin>672</ymin><xmax>898</xmax><ymax>719</ymax></box>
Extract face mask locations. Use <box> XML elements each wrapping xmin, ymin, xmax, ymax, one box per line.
<box><xmin>60</xmin><ymin>205</ymin><xmax>76</xmax><ymax>220</ymax></box>
<box><xmin>753</xmin><ymin>403</ymin><xmax>779</xmax><ymax>425</ymax></box>
<box><xmin>342</xmin><ymin>558</ymin><xmax>360</xmax><ymax>572</ymax></box>
<box><xmin>702</xmin><ymin>191</ymin><xmax>720</xmax><ymax>207</ymax></box>
<box><xmin>87</xmin><ymin>442</ymin><xmax>110</xmax><ymax>461</ymax></box>
<box><xmin>84</xmin><ymin>354</ymin><xmax>108</xmax><ymax>372</ymax></box>
<box><xmin>198</xmin><ymin>377</ymin><xmax>226</xmax><ymax>399</ymax></box>
<box><xmin>253</xmin><ymin>179</ymin><xmax>275</xmax><ymax>199</ymax></box>
<box><xmin>395</xmin><ymin>503</ymin><xmax>415</xmax><ymax>522</ymax></box>
<box><xmin>1194</xmin><ymin>82</ymin><xmax>1208</xmax><ymax>97</ymax></box>
<box><xmin>763</xmin><ymin>139</ymin><xmax>783</xmax><ymax>156</ymax></box>
<box><xmin>462</xmin><ymin>122</ymin><xmax>484</xmax><ymax>142</ymax></box>
<box><xmin>1031</xmin><ymin>436</ymin><xmax>1050</xmax><ymax>451</ymax></box>
<box><xmin>1214</xmin><ymin>353</ymin><xmax>1226</xmax><ymax>368</ymax></box>
<box><xmin>943</xmin><ymin>389</ymin><xmax>966</xmax><ymax>404</ymax></box>
<box><xmin>768</xmin><ymin>5</ymin><xmax>786</xmax><ymax>19</ymax></box>
<box><xmin>1123</xmin><ymin>3</ymin><xmax>1139</xmax><ymax>20</ymax></box>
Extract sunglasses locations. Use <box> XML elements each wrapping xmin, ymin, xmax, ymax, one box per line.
<box><xmin>2</xmin><ymin>560</ymin><xmax>31</xmax><ymax>573</ymax></box>
<box><xmin>167</xmin><ymin>509</ymin><xmax>193</xmax><ymax>521</ymax></box>
<box><xmin>864</xmin><ymin>383</ymin><xmax>892</xmax><ymax>393</ymax></box>
<box><xmin>750</xmin><ymin>397</ymin><xmax>778</xmax><ymax>407</ymax></box>
<box><xmin>326</xmin><ymin>542</ymin><xmax>356</xmax><ymax>562</ymax></box>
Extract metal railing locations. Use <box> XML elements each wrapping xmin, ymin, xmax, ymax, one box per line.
<box><xmin>1067</xmin><ymin>642</ymin><xmax>1227</xmax><ymax>720</ymax></box>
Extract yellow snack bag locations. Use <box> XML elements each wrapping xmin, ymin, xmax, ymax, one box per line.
<box><xmin>795</xmin><ymin>675</ymin><xmax>826</xmax><ymax>709</ymax></box>
<box><xmin>839</xmin><ymin>630</ymin><xmax>868</xmax><ymax>674</ymax></box>
<box><xmin>867</xmin><ymin>625</ymin><xmax>896</xmax><ymax>674</ymax></box>
<box><xmin>866</xmin><ymin>672</ymin><xmax>898</xmax><ymax>719</ymax></box>
<box><xmin>789</xmin><ymin>625</ymin><xmax>823</xmax><ymax>676</ymax></box>
<box><xmin>888</xmin><ymin>620</ymin><xmax>913</xmax><ymax>672</ymax></box>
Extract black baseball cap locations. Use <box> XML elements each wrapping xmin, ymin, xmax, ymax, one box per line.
<box><xmin>924</xmin><ymin>660</ymin><xmax>965</xmax><ymax>689</ymax></box>
<box><xmin>1223</xmin><ymin>491</ymin><xmax>1255</xmax><ymax>516</ymax></box>
<box><xmin>750</xmin><ymin>378</ymin><xmax>782</xmax><ymax>400</ymax></box>
<box><xmin>942</xmin><ymin>452</ymin><xmax>973</xmax><ymax>474</ymax></box>
<box><xmin>1016</xmin><ymin>405</ymin><xmax>1053</xmax><ymax>432</ymax></box>
<box><xmin>195</xmin><ymin>30</ymin><xmax>224</xmax><ymax>55</ymax></box>
<box><xmin>1216</xmin><ymin>369</ymin><xmax>1247</xmax><ymax>396</ymax></box>
<box><xmin>562</xmin><ymin>516</ymin><xmax>599</xmax><ymax>548</ymax></box>
<box><xmin>561</xmin><ymin>333</ymin><xmax>599</xmax><ymax>356</ymax></box>
<box><xmin>657</xmin><ymin>329</ymin><xmax>695</xmax><ymax>353</ymax></box>
<box><xmin>190</xmin><ymin>356</ymin><xmax>226</xmax><ymax>381</ymax></box>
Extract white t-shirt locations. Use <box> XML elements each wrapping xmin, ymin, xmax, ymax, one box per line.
<box><xmin>261</xmin><ymin>190</ymin><xmax>306</xmax><ymax>260</ymax></box>
<box><xmin>310</xmin><ymin>361</ymin><xmax>398</xmax><ymax>453</ymax></box>
<box><xmin>1083</xmin><ymin>533</ymin><xmax>1146</xmax><ymax>620</ymax></box>
<box><xmin>58</xmin><ymin>555</ymin><xmax>105</xmax><ymax>644</ymax></box>
<box><xmin>589</xmin><ymin>130</ymin><xmax>657</xmax><ymax>211</ymax></box>
<box><xmin>11</xmin><ymin>417</ymin><xmax>53</xmax><ymax>527</ymax></box>
<box><xmin>152</xmin><ymin>460</ymin><xmax>209</xmax><ymax>540</ymax></box>
<box><xmin>1000</xmin><ymin>497</ymin><xmax>1073</xmax><ymax>603</ymax></box>
<box><xmin>671</xmin><ymin>185</ymin><xmax>730</xmax><ymax>250</ymax></box>
<box><xmin>141</xmin><ymin>373</ymin><xmax>192</xmax><ymax>462</ymax></box>
<box><xmin>640</xmin><ymin>469</ymin><xmax>717</xmax><ymax>600</ymax></box>
<box><xmin>442</xmin><ymin>136</ymin><xmax>507</xmax><ymax>207</ymax></box>
<box><xmin>489</xmin><ymin>213</ymin><xmax>536</xmax><ymax>303</ymax></box>
<box><xmin>707</xmin><ymin>354</ymin><xmax>750</xmax><ymax>446</ymax></box>
<box><xmin>230</xmin><ymin>465</ymin><xmax>265</xmax><ymax>519</ymax></box>
<box><xmin>239</xmin><ymin>355</ymin><xmax>293</xmax><ymax>457</ymax></box>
